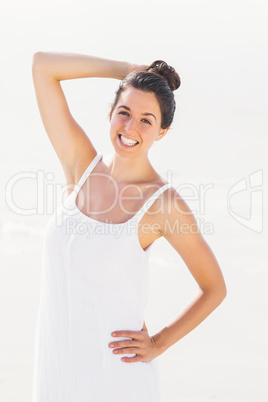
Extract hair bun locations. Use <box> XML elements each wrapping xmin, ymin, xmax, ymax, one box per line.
<box><xmin>146</xmin><ymin>60</ymin><xmax>181</xmax><ymax>91</ymax></box>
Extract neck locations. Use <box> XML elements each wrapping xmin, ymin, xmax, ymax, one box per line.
<box><xmin>105</xmin><ymin>152</ymin><xmax>157</xmax><ymax>184</ymax></box>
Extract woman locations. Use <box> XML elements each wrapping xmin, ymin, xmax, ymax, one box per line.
<box><xmin>31</xmin><ymin>52</ymin><xmax>227</xmax><ymax>402</ymax></box>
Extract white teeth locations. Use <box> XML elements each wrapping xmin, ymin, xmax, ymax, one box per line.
<box><xmin>120</xmin><ymin>135</ymin><xmax>138</xmax><ymax>146</ymax></box>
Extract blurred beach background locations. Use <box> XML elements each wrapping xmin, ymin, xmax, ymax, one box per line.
<box><xmin>0</xmin><ymin>0</ymin><xmax>267</xmax><ymax>400</ymax></box>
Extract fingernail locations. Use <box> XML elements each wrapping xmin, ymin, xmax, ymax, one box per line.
<box><xmin>110</xmin><ymin>344</ymin><xmax>114</xmax><ymax>348</ymax></box>
<box><xmin>112</xmin><ymin>332</ymin><xmax>116</xmax><ymax>336</ymax></box>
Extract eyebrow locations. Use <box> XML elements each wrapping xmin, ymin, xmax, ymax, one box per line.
<box><xmin>117</xmin><ymin>105</ymin><xmax>157</xmax><ymax>121</ymax></box>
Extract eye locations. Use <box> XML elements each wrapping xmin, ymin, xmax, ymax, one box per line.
<box><xmin>118</xmin><ymin>111</ymin><xmax>130</xmax><ymax>116</ymax></box>
<box><xmin>141</xmin><ymin>118</ymin><xmax>151</xmax><ymax>125</ymax></box>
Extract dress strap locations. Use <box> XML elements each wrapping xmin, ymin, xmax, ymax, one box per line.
<box><xmin>134</xmin><ymin>183</ymin><xmax>173</xmax><ymax>224</ymax></box>
<box><xmin>75</xmin><ymin>153</ymin><xmax>103</xmax><ymax>191</ymax></box>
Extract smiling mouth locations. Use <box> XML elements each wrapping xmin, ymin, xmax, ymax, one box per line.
<box><xmin>118</xmin><ymin>134</ymin><xmax>139</xmax><ymax>147</ymax></box>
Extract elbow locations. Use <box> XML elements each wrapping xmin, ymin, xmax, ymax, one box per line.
<box><xmin>220</xmin><ymin>276</ymin><xmax>227</xmax><ymax>300</ymax></box>
<box><xmin>202</xmin><ymin>281</ymin><xmax>227</xmax><ymax>307</ymax></box>
<box><xmin>32</xmin><ymin>51</ymin><xmax>43</xmax><ymax>65</ymax></box>
<box><xmin>32</xmin><ymin>51</ymin><xmax>47</xmax><ymax>74</ymax></box>
<box><xmin>222</xmin><ymin>281</ymin><xmax>227</xmax><ymax>299</ymax></box>
<box><xmin>218</xmin><ymin>284</ymin><xmax>227</xmax><ymax>305</ymax></box>
<box><xmin>32</xmin><ymin>52</ymin><xmax>41</xmax><ymax>75</ymax></box>
<box><xmin>214</xmin><ymin>281</ymin><xmax>227</xmax><ymax>306</ymax></box>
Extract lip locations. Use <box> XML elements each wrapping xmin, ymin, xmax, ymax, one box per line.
<box><xmin>117</xmin><ymin>134</ymin><xmax>139</xmax><ymax>149</ymax></box>
<box><xmin>119</xmin><ymin>133</ymin><xmax>139</xmax><ymax>143</ymax></box>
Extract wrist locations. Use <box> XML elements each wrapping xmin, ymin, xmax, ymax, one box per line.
<box><xmin>125</xmin><ymin>63</ymin><xmax>139</xmax><ymax>76</ymax></box>
<box><xmin>111</xmin><ymin>60</ymin><xmax>131</xmax><ymax>80</ymax></box>
<box><xmin>125</xmin><ymin>63</ymin><xmax>148</xmax><ymax>77</ymax></box>
<box><xmin>152</xmin><ymin>327</ymin><xmax>170</xmax><ymax>355</ymax></box>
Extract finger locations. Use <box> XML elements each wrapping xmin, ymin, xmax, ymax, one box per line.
<box><xmin>113</xmin><ymin>347</ymin><xmax>139</xmax><ymax>355</ymax></box>
<box><xmin>121</xmin><ymin>355</ymin><xmax>143</xmax><ymax>363</ymax></box>
<box><xmin>112</xmin><ymin>331</ymin><xmax>143</xmax><ymax>340</ymax></box>
<box><xmin>141</xmin><ymin>321</ymin><xmax>148</xmax><ymax>331</ymax></box>
<box><xmin>109</xmin><ymin>340</ymin><xmax>138</xmax><ymax>348</ymax></box>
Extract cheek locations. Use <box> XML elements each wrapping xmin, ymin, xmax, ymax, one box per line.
<box><xmin>110</xmin><ymin>115</ymin><xmax>125</xmax><ymax>130</ymax></box>
<box><xmin>109</xmin><ymin>117</ymin><xmax>120</xmax><ymax>138</ymax></box>
<box><xmin>142</xmin><ymin>126</ymin><xmax>159</xmax><ymax>139</ymax></box>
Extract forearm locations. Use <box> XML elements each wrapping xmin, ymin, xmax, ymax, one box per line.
<box><xmin>32</xmin><ymin>51</ymin><xmax>132</xmax><ymax>81</ymax></box>
<box><xmin>152</xmin><ymin>288</ymin><xmax>226</xmax><ymax>354</ymax></box>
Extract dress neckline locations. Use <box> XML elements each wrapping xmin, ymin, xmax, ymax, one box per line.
<box><xmin>72</xmin><ymin>153</ymin><xmax>172</xmax><ymax>226</ymax></box>
<box><xmin>74</xmin><ymin>183</ymin><xmax>172</xmax><ymax>226</ymax></box>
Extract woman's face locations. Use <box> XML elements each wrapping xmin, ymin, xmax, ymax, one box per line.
<box><xmin>109</xmin><ymin>86</ymin><xmax>168</xmax><ymax>157</ymax></box>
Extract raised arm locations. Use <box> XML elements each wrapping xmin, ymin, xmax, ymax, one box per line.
<box><xmin>32</xmin><ymin>52</ymin><xmax>136</xmax><ymax>190</ymax></box>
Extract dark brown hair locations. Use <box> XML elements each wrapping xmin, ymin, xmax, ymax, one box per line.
<box><xmin>110</xmin><ymin>60</ymin><xmax>181</xmax><ymax>129</ymax></box>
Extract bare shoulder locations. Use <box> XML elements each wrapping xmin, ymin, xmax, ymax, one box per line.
<box><xmin>148</xmin><ymin>180</ymin><xmax>190</xmax><ymax>211</ymax></box>
<box><xmin>152</xmin><ymin>186</ymin><xmax>198</xmax><ymax>234</ymax></box>
<box><xmin>163</xmin><ymin>186</ymin><xmax>194</xmax><ymax>215</ymax></box>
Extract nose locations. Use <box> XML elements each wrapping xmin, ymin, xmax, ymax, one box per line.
<box><xmin>124</xmin><ymin>117</ymin><xmax>137</xmax><ymax>133</ymax></box>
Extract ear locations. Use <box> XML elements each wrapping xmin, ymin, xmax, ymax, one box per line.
<box><xmin>155</xmin><ymin>126</ymin><xmax>170</xmax><ymax>142</ymax></box>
